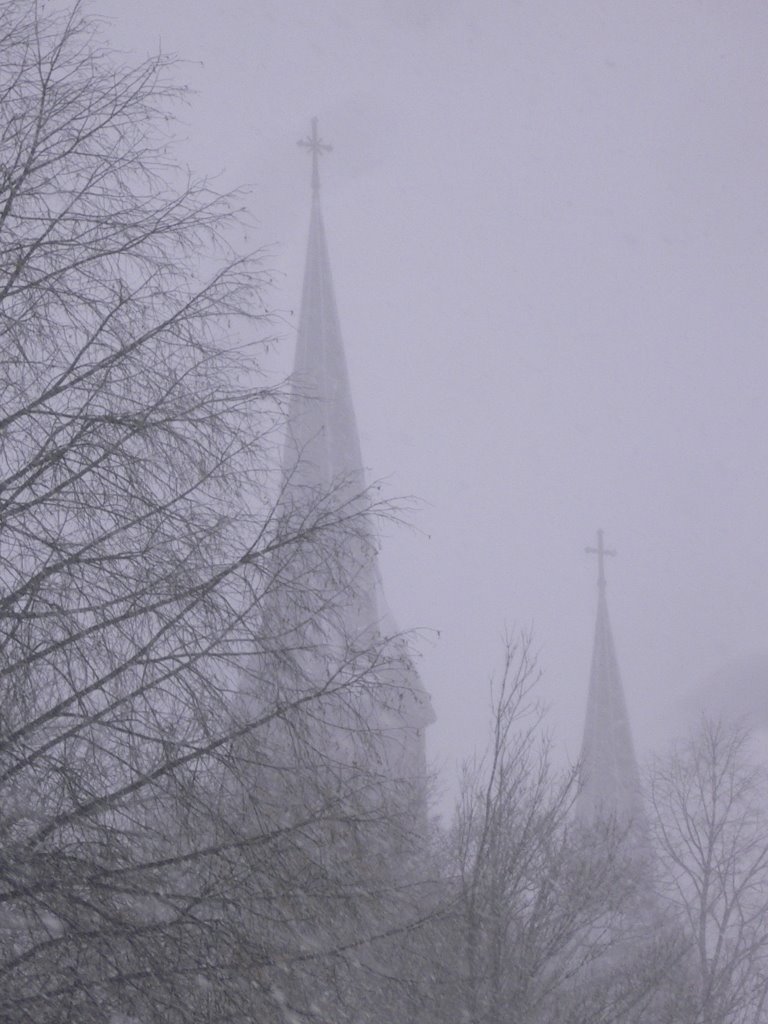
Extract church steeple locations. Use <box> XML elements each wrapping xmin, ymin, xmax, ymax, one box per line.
<box><xmin>283</xmin><ymin>119</ymin><xmax>365</xmax><ymax>499</ymax></box>
<box><xmin>283</xmin><ymin>119</ymin><xmax>434</xmax><ymax>785</ymax></box>
<box><xmin>576</xmin><ymin>531</ymin><xmax>645</xmax><ymax>826</ymax></box>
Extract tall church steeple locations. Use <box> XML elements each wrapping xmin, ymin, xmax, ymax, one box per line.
<box><xmin>283</xmin><ymin>119</ymin><xmax>434</xmax><ymax>786</ymax></box>
<box><xmin>576</xmin><ymin>531</ymin><xmax>645</xmax><ymax>826</ymax></box>
<box><xmin>284</xmin><ymin>118</ymin><xmax>366</xmax><ymax>500</ymax></box>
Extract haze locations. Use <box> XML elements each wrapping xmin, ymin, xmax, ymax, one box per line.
<box><xmin>95</xmin><ymin>0</ymin><xmax>768</xmax><ymax>796</ymax></box>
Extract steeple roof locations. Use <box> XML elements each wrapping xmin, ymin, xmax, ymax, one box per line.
<box><xmin>283</xmin><ymin>120</ymin><xmax>365</xmax><ymax>496</ymax></box>
<box><xmin>283</xmin><ymin>119</ymin><xmax>434</xmax><ymax>734</ymax></box>
<box><xmin>576</xmin><ymin>531</ymin><xmax>645</xmax><ymax>826</ymax></box>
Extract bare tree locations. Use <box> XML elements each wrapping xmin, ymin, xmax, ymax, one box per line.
<box><xmin>438</xmin><ymin>633</ymin><xmax>686</xmax><ymax>1024</ymax></box>
<box><xmin>0</xmin><ymin>3</ymin><xmax>424</xmax><ymax>1021</ymax></box>
<box><xmin>650</xmin><ymin>718</ymin><xmax>768</xmax><ymax>1024</ymax></box>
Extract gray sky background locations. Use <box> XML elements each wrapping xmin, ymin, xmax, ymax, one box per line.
<box><xmin>96</xmin><ymin>0</ymin><xmax>768</xmax><ymax>801</ymax></box>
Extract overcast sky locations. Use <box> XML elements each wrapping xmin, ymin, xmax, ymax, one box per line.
<box><xmin>96</xmin><ymin>0</ymin><xmax>768</xmax><ymax>801</ymax></box>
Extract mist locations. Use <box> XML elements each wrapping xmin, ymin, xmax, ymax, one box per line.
<box><xmin>95</xmin><ymin>0</ymin><xmax>768</xmax><ymax>789</ymax></box>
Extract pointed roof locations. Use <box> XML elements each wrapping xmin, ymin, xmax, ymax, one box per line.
<box><xmin>576</xmin><ymin>531</ymin><xmax>645</xmax><ymax>826</ymax></box>
<box><xmin>283</xmin><ymin>119</ymin><xmax>434</xmax><ymax>733</ymax></box>
<box><xmin>283</xmin><ymin>120</ymin><xmax>365</xmax><ymax>496</ymax></box>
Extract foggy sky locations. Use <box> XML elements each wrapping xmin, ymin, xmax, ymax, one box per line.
<box><xmin>95</xmin><ymin>0</ymin><xmax>768</xmax><ymax>801</ymax></box>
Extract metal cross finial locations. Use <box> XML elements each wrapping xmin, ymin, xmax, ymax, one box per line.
<box><xmin>298</xmin><ymin>117</ymin><xmax>332</xmax><ymax>196</ymax></box>
<box><xmin>585</xmin><ymin>528</ymin><xmax>616</xmax><ymax>593</ymax></box>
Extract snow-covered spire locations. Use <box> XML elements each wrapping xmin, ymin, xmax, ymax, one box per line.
<box><xmin>576</xmin><ymin>531</ymin><xmax>645</xmax><ymax>827</ymax></box>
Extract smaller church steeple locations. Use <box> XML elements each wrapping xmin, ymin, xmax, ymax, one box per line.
<box><xmin>576</xmin><ymin>531</ymin><xmax>645</xmax><ymax>827</ymax></box>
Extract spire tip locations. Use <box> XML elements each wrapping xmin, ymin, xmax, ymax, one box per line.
<box><xmin>586</xmin><ymin>529</ymin><xmax>616</xmax><ymax>592</ymax></box>
<box><xmin>298</xmin><ymin>117</ymin><xmax>332</xmax><ymax>196</ymax></box>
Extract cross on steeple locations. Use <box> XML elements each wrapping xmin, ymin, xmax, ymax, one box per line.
<box><xmin>585</xmin><ymin>528</ymin><xmax>616</xmax><ymax>593</ymax></box>
<box><xmin>298</xmin><ymin>117</ymin><xmax>332</xmax><ymax>196</ymax></box>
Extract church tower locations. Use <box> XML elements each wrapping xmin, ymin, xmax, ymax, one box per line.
<box><xmin>282</xmin><ymin>118</ymin><xmax>434</xmax><ymax>791</ymax></box>
<box><xmin>572</xmin><ymin>534</ymin><xmax>669</xmax><ymax>1015</ymax></box>
<box><xmin>575</xmin><ymin>531</ymin><xmax>645</xmax><ymax>828</ymax></box>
